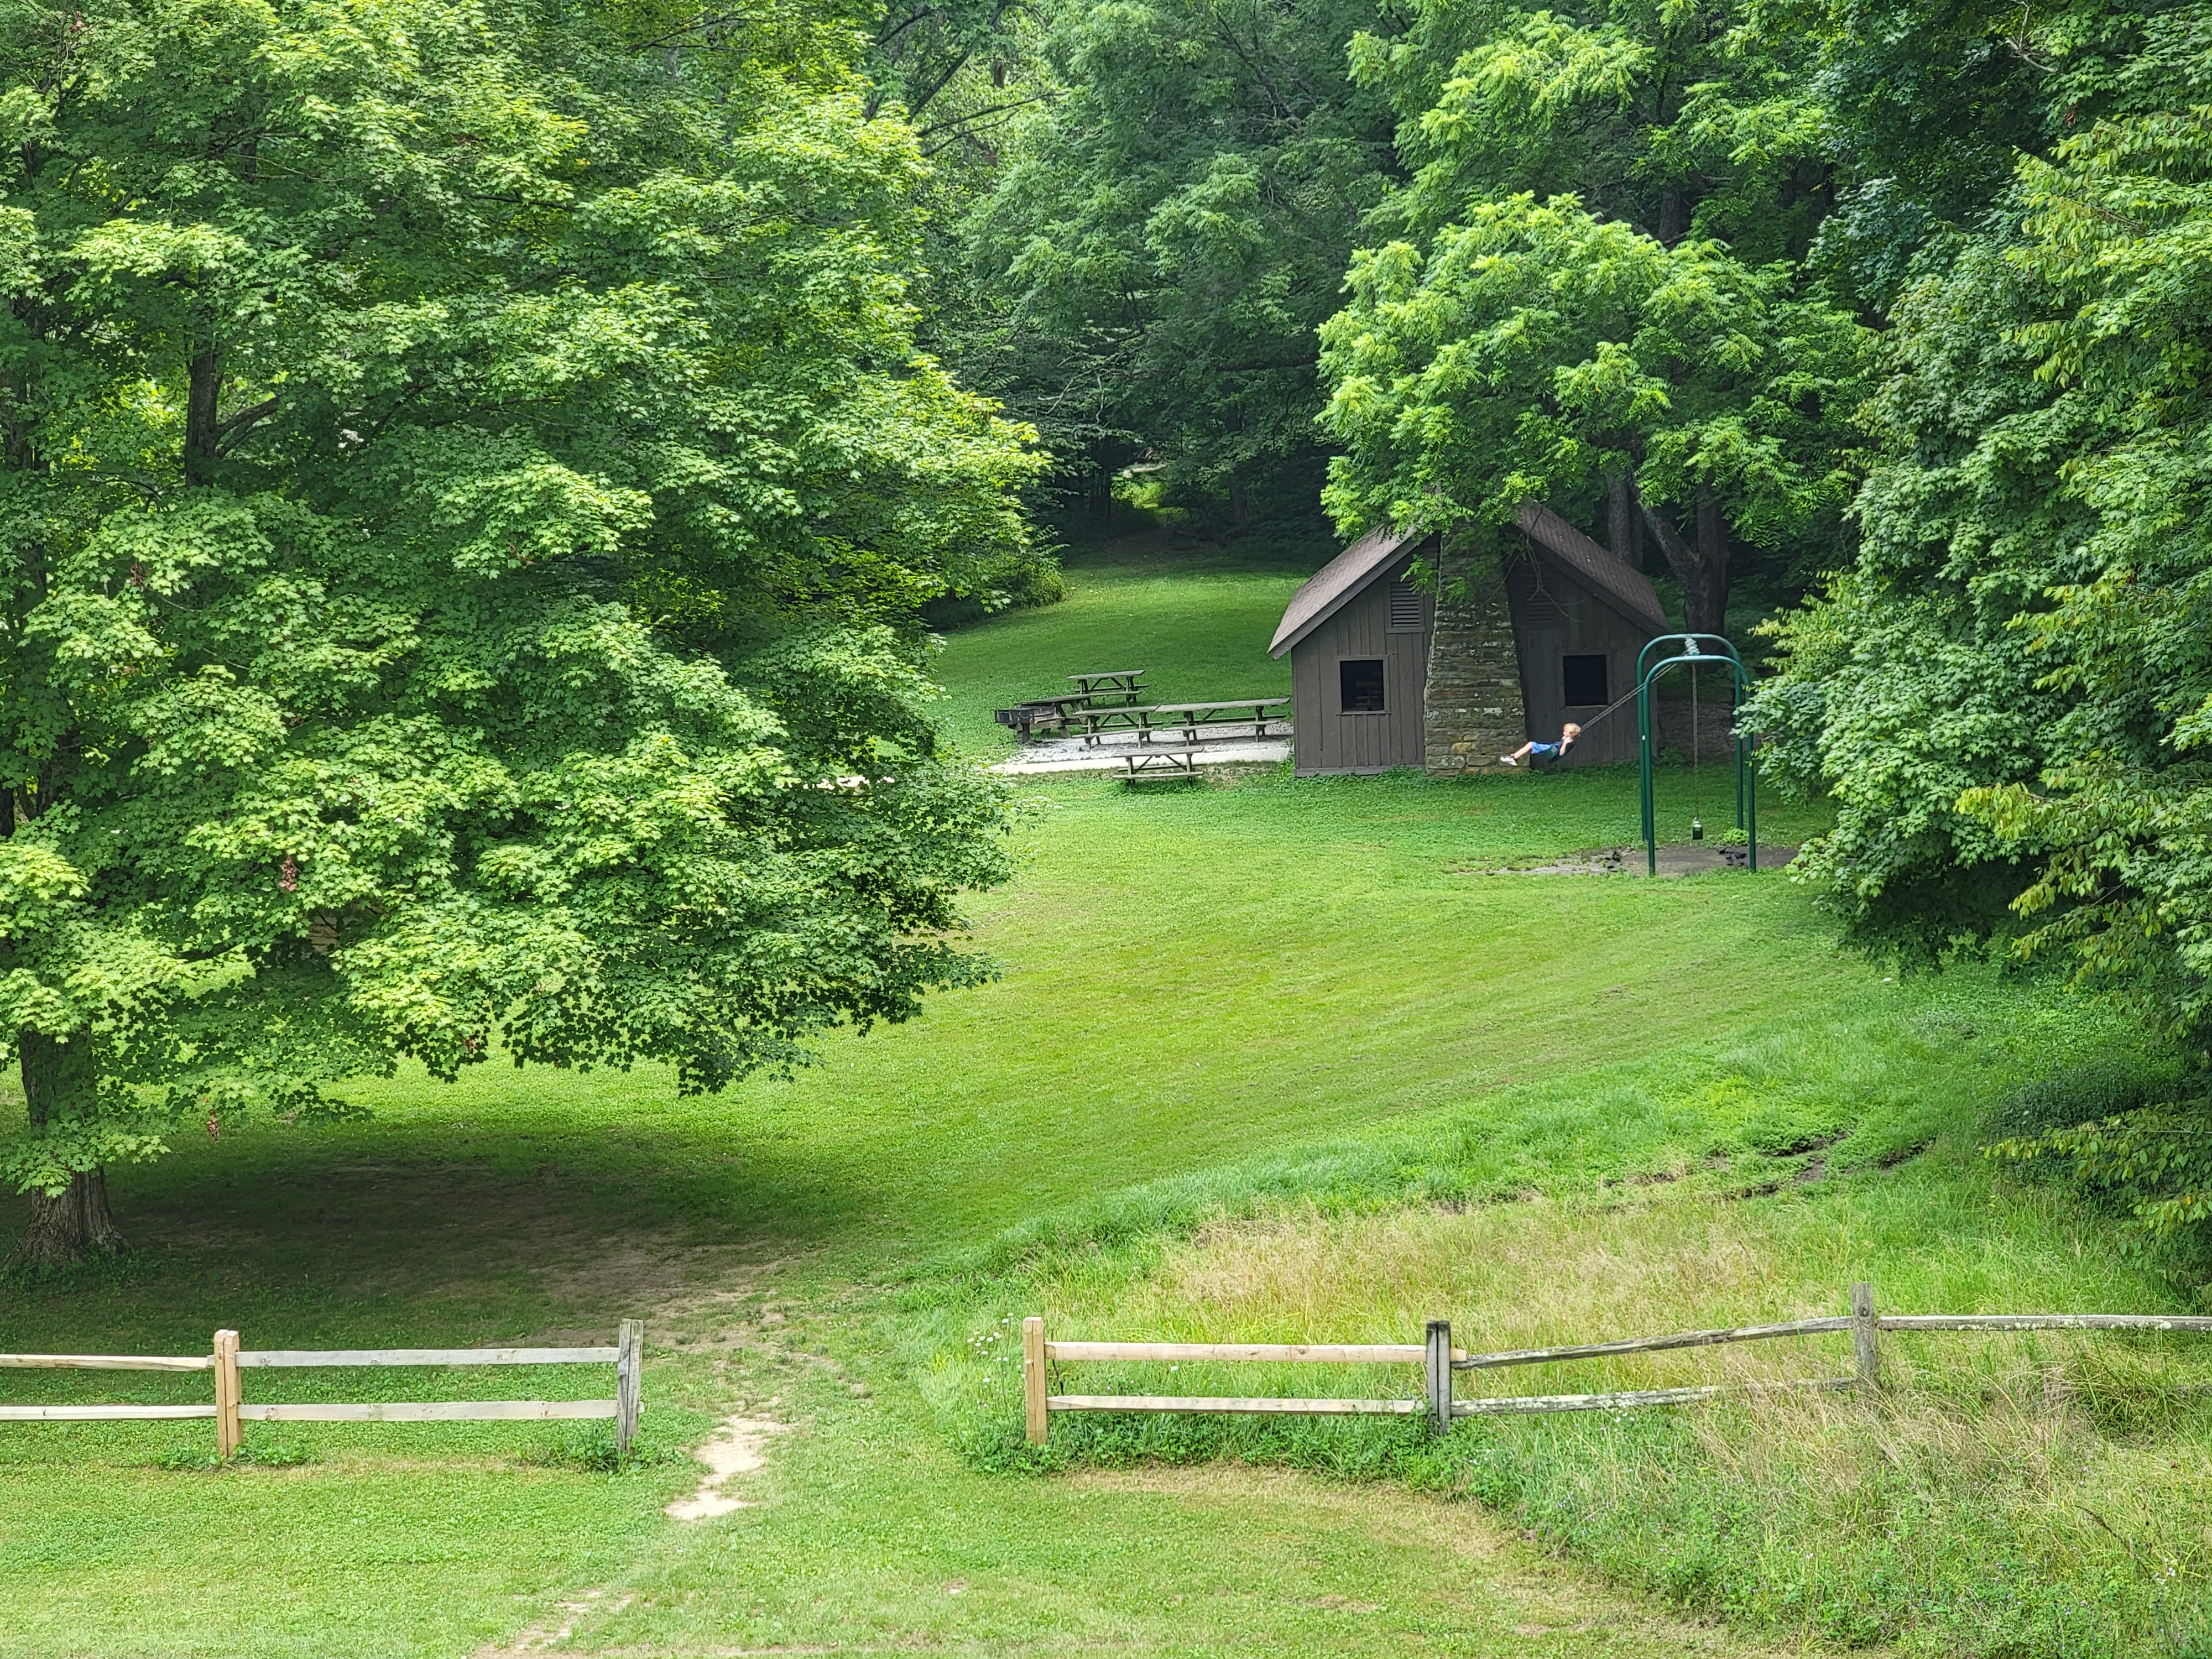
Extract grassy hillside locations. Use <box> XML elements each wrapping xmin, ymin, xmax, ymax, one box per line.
<box><xmin>3</xmin><ymin>547</ymin><xmax>2208</xmax><ymax>1659</ymax></box>
<box><xmin>932</xmin><ymin>529</ymin><xmax>1310</xmax><ymax>753</ymax></box>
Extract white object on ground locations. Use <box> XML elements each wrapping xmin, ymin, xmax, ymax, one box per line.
<box><xmin>992</xmin><ymin>723</ymin><xmax>1291</xmax><ymax>776</ymax></box>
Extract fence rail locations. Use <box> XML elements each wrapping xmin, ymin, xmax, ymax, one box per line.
<box><xmin>0</xmin><ymin>1353</ymin><xmax>215</xmax><ymax>1371</ymax></box>
<box><xmin>1045</xmin><ymin>1342</ymin><xmax>1443</xmax><ymax>1365</ymax></box>
<box><xmin>237</xmin><ymin>1346</ymin><xmax>619</xmax><ymax>1367</ymax></box>
<box><xmin>1451</xmin><ymin>1316</ymin><xmax>1853</xmax><ymax>1370</ymax></box>
<box><xmin>1020</xmin><ymin>1283</ymin><xmax>2212</xmax><ymax>1444</ymax></box>
<box><xmin>0</xmin><ymin>1321</ymin><xmax>644</xmax><ymax>1458</ymax></box>
<box><xmin>0</xmin><ymin>1403</ymin><xmax>219</xmax><ymax>1421</ymax></box>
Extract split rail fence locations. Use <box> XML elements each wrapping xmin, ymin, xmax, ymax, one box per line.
<box><xmin>0</xmin><ymin>1319</ymin><xmax>644</xmax><ymax>1459</ymax></box>
<box><xmin>1021</xmin><ymin>1285</ymin><xmax>2212</xmax><ymax>1444</ymax></box>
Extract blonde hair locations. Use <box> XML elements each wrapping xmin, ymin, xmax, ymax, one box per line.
<box><xmin>1562</xmin><ymin>722</ymin><xmax>1583</xmax><ymax>738</ymax></box>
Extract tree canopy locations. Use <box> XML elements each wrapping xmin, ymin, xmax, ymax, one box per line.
<box><xmin>0</xmin><ymin>0</ymin><xmax>1042</xmax><ymax>1265</ymax></box>
<box><xmin>1752</xmin><ymin>3</ymin><xmax>2212</xmax><ymax>977</ymax></box>
<box><xmin>956</xmin><ymin>0</ymin><xmax>1397</xmax><ymax>525</ymax></box>
<box><xmin>1313</xmin><ymin>1</ymin><xmax>1867</xmax><ymax>624</ymax></box>
<box><xmin>1317</xmin><ymin>191</ymin><xmax>1869</xmax><ymax>630</ymax></box>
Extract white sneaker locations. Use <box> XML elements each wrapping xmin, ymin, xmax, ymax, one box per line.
<box><xmin>1499</xmin><ymin>755</ymin><xmax>1517</xmax><ymax>766</ymax></box>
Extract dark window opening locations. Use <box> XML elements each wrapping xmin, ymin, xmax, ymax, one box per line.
<box><xmin>1388</xmin><ymin>580</ymin><xmax>1424</xmax><ymax>630</ymax></box>
<box><xmin>1562</xmin><ymin>653</ymin><xmax>1608</xmax><ymax>706</ymax></box>
<box><xmin>1339</xmin><ymin>658</ymin><xmax>1386</xmax><ymax>713</ymax></box>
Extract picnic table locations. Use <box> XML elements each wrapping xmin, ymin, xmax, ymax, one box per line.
<box><xmin>993</xmin><ymin>671</ymin><xmax>1152</xmax><ymax>740</ymax></box>
<box><xmin>1073</xmin><ymin>697</ymin><xmax>1290</xmax><ymax>747</ymax></box>
<box><xmin>1067</xmin><ymin>670</ymin><xmax>1147</xmax><ymax>705</ymax></box>
<box><xmin>1120</xmin><ymin>748</ymin><xmax>1201</xmax><ymax>785</ymax></box>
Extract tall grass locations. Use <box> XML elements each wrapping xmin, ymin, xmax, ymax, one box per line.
<box><xmin>912</xmin><ymin>987</ymin><xmax>2212</xmax><ymax>1659</ymax></box>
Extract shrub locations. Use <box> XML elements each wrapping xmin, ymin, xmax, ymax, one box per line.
<box><xmin>1987</xmin><ymin>1059</ymin><xmax>2212</xmax><ymax>1281</ymax></box>
<box><xmin>1986</xmin><ymin>1058</ymin><xmax>2185</xmax><ymax>1142</ymax></box>
<box><xmin>923</xmin><ymin>548</ymin><xmax>1068</xmax><ymax>628</ymax></box>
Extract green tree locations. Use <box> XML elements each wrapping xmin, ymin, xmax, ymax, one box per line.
<box><xmin>1314</xmin><ymin>1</ymin><xmax>1864</xmax><ymax>622</ymax></box>
<box><xmin>1317</xmin><ymin>193</ymin><xmax>1869</xmax><ymax>630</ymax></box>
<box><xmin>1749</xmin><ymin>8</ymin><xmax>2212</xmax><ymax>1250</ymax></box>
<box><xmin>1796</xmin><ymin>0</ymin><xmax>2174</xmax><ymax>310</ymax></box>
<box><xmin>1353</xmin><ymin>0</ymin><xmax>1833</xmax><ymax>261</ymax></box>
<box><xmin>1749</xmin><ymin>1</ymin><xmax>2212</xmax><ymax>966</ymax></box>
<box><xmin>0</xmin><ymin>0</ymin><xmax>1042</xmax><ymax>1266</ymax></box>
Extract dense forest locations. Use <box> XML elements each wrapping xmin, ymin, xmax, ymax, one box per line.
<box><xmin>3</xmin><ymin>1</ymin><xmax>2211</xmax><ymax>1266</ymax></box>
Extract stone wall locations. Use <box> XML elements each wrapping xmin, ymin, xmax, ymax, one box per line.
<box><xmin>1425</xmin><ymin>555</ymin><xmax>1527</xmax><ymax>775</ymax></box>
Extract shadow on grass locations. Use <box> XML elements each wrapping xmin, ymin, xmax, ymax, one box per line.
<box><xmin>0</xmin><ymin>1102</ymin><xmax>885</xmax><ymax>1355</ymax></box>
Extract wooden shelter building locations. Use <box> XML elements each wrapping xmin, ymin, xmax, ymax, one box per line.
<box><xmin>1269</xmin><ymin>502</ymin><xmax>1669</xmax><ymax>777</ymax></box>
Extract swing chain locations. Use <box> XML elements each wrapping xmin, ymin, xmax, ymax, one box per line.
<box><xmin>1690</xmin><ymin>661</ymin><xmax>1703</xmax><ymax>839</ymax></box>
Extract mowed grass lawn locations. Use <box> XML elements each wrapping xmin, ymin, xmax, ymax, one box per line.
<box><xmin>3</xmin><ymin>547</ymin><xmax>2207</xmax><ymax>1659</ymax></box>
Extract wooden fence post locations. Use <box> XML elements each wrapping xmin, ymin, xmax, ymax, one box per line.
<box><xmin>615</xmin><ymin>1319</ymin><xmax>643</xmax><ymax>1455</ymax></box>
<box><xmin>213</xmin><ymin>1329</ymin><xmax>241</xmax><ymax>1460</ymax></box>
<box><xmin>1850</xmin><ymin>1282</ymin><xmax>1880</xmax><ymax>1392</ymax></box>
<box><xmin>1425</xmin><ymin>1320</ymin><xmax>1453</xmax><ymax>1434</ymax></box>
<box><xmin>1023</xmin><ymin>1316</ymin><xmax>1049</xmax><ymax>1446</ymax></box>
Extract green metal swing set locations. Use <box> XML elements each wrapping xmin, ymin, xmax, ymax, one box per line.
<box><xmin>1635</xmin><ymin>633</ymin><xmax>1755</xmax><ymax>877</ymax></box>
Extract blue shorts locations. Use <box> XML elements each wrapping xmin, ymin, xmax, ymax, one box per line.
<box><xmin>1527</xmin><ymin>742</ymin><xmax>1562</xmax><ymax>759</ymax></box>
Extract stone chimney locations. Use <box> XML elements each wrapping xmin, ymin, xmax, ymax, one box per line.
<box><xmin>1424</xmin><ymin>551</ymin><xmax>1527</xmax><ymax>775</ymax></box>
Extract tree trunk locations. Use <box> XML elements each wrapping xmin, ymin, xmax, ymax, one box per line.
<box><xmin>1605</xmin><ymin>469</ymin><xmax>1643</xmax><ymax>570</ymax></box>
<box><xmin>6</xmin><ymin>1029</ymin><xmax>124</xmax><ymax>1270</ymax></box>
<box><xmin>1639</xmin><ymin>492</ymin><xmax>1730</xmax><ymax>636</ymax></box>
<box><xmin>1090</xmin><ymin>450</ymin><xmax>1113</xmax><ymax>523</ymax></box>
<box><xmin>184</xmin><ymin>345</ymin><xmax>221</xmax><ymax>486</ymax></box>
<box><xmin>1225</xmin><ymin>405</ymin><xmax>1249</xmax><ymax>528</ymax></box>
<box><xmin>1693</xmin><ymin>484</ymin><xmax>1730</xmax><ymax>633</ymax></box>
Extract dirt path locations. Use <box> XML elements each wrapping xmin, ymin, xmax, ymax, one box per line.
<box><xmin>664</xmin><ymin>1415</ymin><xmax>789</xmax><ymax>1520</ymax></box>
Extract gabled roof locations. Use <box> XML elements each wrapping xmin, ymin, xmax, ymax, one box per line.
<box><xmin>1267</xmin><ymin>524</ymin><xmax>1423</xmax><ymax>658</ymax></box>
<box><xmin>1269</xmin><ymin>507</ymin><xmax>1666</xmax><ymax>658</ymax></box>
<box><xmin>1517</xmin><ymin>499</ymin><xmax>1669</xmax><ymax>633</ymax></box>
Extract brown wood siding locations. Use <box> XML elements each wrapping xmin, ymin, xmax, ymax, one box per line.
<box><xmin>1505</xmin><ymin>560</ymin><xmax>1654</xmax><ymax>766</ymax></box>
<box><xmin>1290</xmin><ymin>557</ymin><xmax>1432</xmax><ymax>774</ymax></box>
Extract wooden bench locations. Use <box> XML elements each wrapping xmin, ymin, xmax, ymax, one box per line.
<box><xmin>1070</xmin><ymin>704</ymin><xmax>1157</xmax><ymax>743</ymax></box>
<box><xmin>1150</xmin><ymin>698</ymin><xmax>1288</xmax><ymax>742</ymax></box>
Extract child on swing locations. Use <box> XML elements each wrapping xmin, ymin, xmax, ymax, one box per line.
<box><xmin>1501</xmin><ymin>722</ymin><xmax>1580</xmax><ymax>767</ymax></box>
